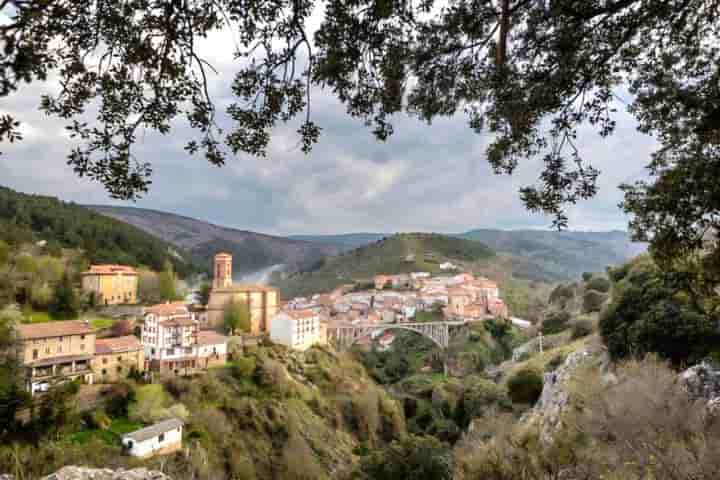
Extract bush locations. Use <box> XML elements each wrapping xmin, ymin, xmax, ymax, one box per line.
<box><xmin>548</xmin><ymin>284</ymin><xmax>574</xmax><ymax>308</ymax></box>
<box><xmin>581</xmin><ymin>272</ymin><xmax>593</xmax><ymax>282</ymax></box>
<box><xmin>599</xmin><ymin>257</ymin><xmax>720</xmax><ymax>366</ymax></box>
<box><xmin>231</xmin><ymin>357</ymin><xmax>256</xmax><ymax>379</ymax></box>
<box><xmin>544</xmin><ymin>353</ymin><xmax>567</xmax><ymax>372</ymax></box>
<box><xmin>358</xmin><ymin>434</ymin><xmax>453</xmax><ymax>480</ymax></box>
<box><xmin>582</xmin><ymin>289</ymin><xmax>607</xmax><ymax>313</ymax></box>
<box><xmin>90</xmin><ymin>410</ymin><xmax>111</xmax><ymax>430</ymax></box>
<box><xmin>570</xmin><ymin>319</ymin><xmax>593</xmax><ymax>339</ymax></box>
<box><xmin>585</xmin><ymin>276</ymin><xmax>611</xmax><ymax>293</ymax></box>
<box><xmin>541</xmin><ymin>310</ymin><xmax>571</xmax><ymax>335</ymax></box>
<box><xmin>507</xmin><ymin>368</ymin><xmax>543</xmax><ymax>405</ymax></box>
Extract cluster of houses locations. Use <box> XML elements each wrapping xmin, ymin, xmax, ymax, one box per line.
<box><xmin>8</xmin><ymin>251</ymin><xmax>512</xmax><ymax>459</ymax></box>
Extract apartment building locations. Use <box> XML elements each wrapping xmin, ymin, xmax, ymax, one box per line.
<box><xmin>16</xmin><ymin>320</ymin><xmax>96</xmax><ymax>395</ymax></box>
<box><xmin>142</xmin><ymin>303</ymin><xmax>199</xmax><ymax>375</ymax></box>
<box><xmin>270</xmin><ymin>309</ymin><xmax>326</xmax><ymax>351</ymax></box>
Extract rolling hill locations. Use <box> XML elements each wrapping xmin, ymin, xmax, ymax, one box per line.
<box><xmin>88</xmin><ymin>205</ymin><xmax>342</xmax><ymax>276</ymax></box>
<box><xmin>291</xmin><ymin>229</ymin><xmax>645</xmax><ymax>281</ymax></box>
<box><xmin>0</xmin><ymin>186</ymin><xmax>200</xmax><ymax>276</ymax></box>
<box><xmin>272</xmin><ymin>233</ymin><xmax>497</xmax><ymax>297</ymax></box>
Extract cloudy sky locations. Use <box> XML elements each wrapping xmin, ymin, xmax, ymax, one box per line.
<box><xmin>0</xmin><ymin>19</ymin><xmax>657</xmax><ymax>237</ymax></box>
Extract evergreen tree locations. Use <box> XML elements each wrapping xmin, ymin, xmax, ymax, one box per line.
<box><xmin>158</xmin><ymin>260</ymin><xmax>178</xmax><ymax>302</ymax></box>
<box><xmin>49</xmin><ymin>272</ymin><xmax>79</xmax><ymax>320</ymax></box>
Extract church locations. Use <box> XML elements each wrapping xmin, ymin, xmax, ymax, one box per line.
<box><xmin>206</xmin><ymin>252</ymin><xmax>280</xmax><ymax>334</ymax></box>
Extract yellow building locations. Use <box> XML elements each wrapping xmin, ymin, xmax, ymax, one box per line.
<box><xmin>206</xmin><ymin>253</ymin><xmax>279</xmax><ymax>334</ymax></box>
<box><xmin>82</xmin><ymin>264</ymin><xmax>139</xmax><ymax>305</ymax></box>
<box><xmin>16</xmin><ymin>320</ymin><xmax>96</xmax><ymax>395</ymax></box>
<box><xmin>92</xmin><ymin>335</ymin><xmax>145</xmax><ymax>383</ymax></box>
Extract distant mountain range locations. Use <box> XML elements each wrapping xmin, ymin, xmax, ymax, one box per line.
<box><xmin>86</xmin><ymin>204</ymin><xmax>645</xmax><ymax>284</ymax></box>
<box><xmin>87</xmin><ymin>206</ymin><xmax>342</xmax><ymax>275</ymax></box>
<box><xmin>291</xmin><ymin>229</ymin><xmax>646</xmax><ymax>281</ymax></box>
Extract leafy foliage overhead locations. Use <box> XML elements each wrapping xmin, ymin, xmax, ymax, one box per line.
<box><xmin>2</xmin><ymin>0</ymin><xmax>719</xmax><ymax>263</ymax></box>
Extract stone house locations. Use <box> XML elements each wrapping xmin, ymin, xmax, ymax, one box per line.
<box><xmin>16</xmin><ymin>320</ymin><xmax>95</xmax><ymax>395</ymax></box>
<box><xmin>92</xmin><ymin>335</ymin><xmax>144</xmax><ymax>383</ymax></box>
<box><xmin>81</xmin><ymin>264</ymin><xmax>139</xmax><ymax>305</ymax></box>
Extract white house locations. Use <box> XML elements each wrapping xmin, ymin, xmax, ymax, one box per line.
<box><xmin>270</xmin><ymin>309</ymin><xmax>326</xmax><ymax>350</ymax></box>
<box><xmin>122</xmin><ymin>418</ymin><xmax>183</xmax><ymax>458</ymax></box>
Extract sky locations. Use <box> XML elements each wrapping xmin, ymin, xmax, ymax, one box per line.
<box><xmin>0</xmin><ymin>16</ymin><xmax>658</xmax><ymax>237</ymax></box>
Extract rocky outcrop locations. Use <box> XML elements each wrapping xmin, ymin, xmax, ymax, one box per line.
<box><xmin>41</xmin><ymin>467</ymin><xmax>171</xmax><ymax>480</ymax></box>
<box><xmin>679</xmin><ymin>361</ymin><xmax>720</xmax><ymax>416</ymax></box>
<box><xmin>525</xmin><ymin>340</ymin><xmax>607</xmax><ymax>444</ymax></box>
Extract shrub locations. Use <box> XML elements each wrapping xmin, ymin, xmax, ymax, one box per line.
<box><xmin>456</xmin><ymin>377</ymin><xmax>510</xmax><ymax>428</ymax></box>
<box><xmin>570</xmin><ymin>319</ymin><xmax>593</xmax><ymax>339</ymax></box>
<box><xmin>582</xmin><ymin>289</ymin><xmax>607</xmax><ymax>313</ymax></box>
<box><xmin>358</xmin><ymin>434</ymin><xmax>453</xmax><ymax>480</ymax></box>
<box><xmin>231</xmin><ymin>357</ymin><xmax>256</xmax><ymax>379</ymax></box>
<box><xmin>585</xmin><ymin>276</ymin><xmax>611</xmax><ymax>293</ymax></box>
<box><xmin>544</xmin><ymin>353</ymin><xmax>567</xmax><ymax>372</ymax></box>
<box><xmin>548</xmin><ymin>284</ymin><xmax>574</xmax><ymax>308</ymax></box>
<box><xmin>541</xmin><ymin>310</ymin><xmax>571</xmax><ymax>335</ymax></box>
<box><xmin>581</xmin><ymin>272</ymin><xmax>593</xmax><ymax>282</ymax></box>
<box><xmin>507</xmin><ymin>368</ymin><xmax>543</xmax><ymax>405</ymax></box>
<box><xmin>599</xmin><ymin>257</ymin><xmax>720</xmax><ymax>366</ymax></box>
<box><xmin>90</xmin><ymin>410</ymin><xmax>111</xmax><ymax>430</ymax></box>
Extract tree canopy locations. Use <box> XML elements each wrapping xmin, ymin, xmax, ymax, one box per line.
<box><xmin>2</xmin><ymin>1</ymin><xmax>720</xmax><ymax>262</ymax></box>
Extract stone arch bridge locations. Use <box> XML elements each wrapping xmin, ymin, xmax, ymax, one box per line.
<box><xmin>327</xmin><ymin>321</ymin><xmax>467</xmax><ymax>350</ymax></box>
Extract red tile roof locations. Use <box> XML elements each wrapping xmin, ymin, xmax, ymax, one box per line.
<box><xmin>159</xmin><ymin>315</ymin><xmax>196</xmax><ymax>327</ymax></box>
<box><xmin>144</xmin><ymin>302</ymin><xmax>189</xmax><ymax>316</ymax></box>
<box><xmin>17</xmin><ymin>320</ymin><xmax>94</xmax><ymax>340</ymax></box>
<box><xmin>288</xmin><ymin>309</ymin><xmax>318</xmax><ymax>319</ymax></box>
<box><xmin>197</xmin><ymin>330</ymin><xmax>228</xmax><ymax>346</ymax></box>
<box><xmin>83</xmin><ymin>264</ymin><xmax>138</xmax><ymax>276</ymax></box>
<box><xmin>95</xmin><ymin>335</ymin><xmax>142</xmax><ymax>354</ymax></box>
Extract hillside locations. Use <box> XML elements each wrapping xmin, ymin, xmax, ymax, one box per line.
<box><xmin>272</xmin><ymin>233</ymin><xmax>496</xmax><ymax>297</ymax></box>
<box><xmin>292</xmin><ymin>229</ymin><xmax>645</xmax><ymax>281</ymax></box>
<box><xmin>0</xmin><ymin>186</ymin><xmax>199</xmax><ymax>276</ymax></box>
<box><xmin>88</xmin><ymin>206</ymin><xmax>342</xmax><ymax>275</ymax></box>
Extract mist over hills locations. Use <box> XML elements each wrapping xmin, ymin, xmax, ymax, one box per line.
<box><xmin>87</xmin><ymin>205</ymin><xmax>342</xmax><ymax>275</ymax></box>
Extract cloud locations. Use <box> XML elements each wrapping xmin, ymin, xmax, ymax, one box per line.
<box><xmin>0</xmin><ymin>29</ymin><xmax>658</xmax><ymax>236</ymax></box>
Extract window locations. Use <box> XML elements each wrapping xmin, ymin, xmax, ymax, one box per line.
<box><xmin>103</xmin><ymin>358</ymin><xmax>108</xmax><ymax>364</ymax></box>
<box><xmin>117</xmin><ymin>356</ymin><xmax>122</xmax><ymax>362</ymax></box>
<box><xmin>32</xmin><ymin>349</ymin><xmax>38</xmax><ymax>360</ymax></box>
<box><xmin>80</xmin><ymin>344</ymin><xmax>85</xmax><ymax>351</ymax></box>
<box><xmin>158</xmin><ymin>433</ymin><xmax>165</xmax><ymax>442</ymax></box>
<box><xmin>117</xmin><ymin>366</ymin><xmax>122</xmax><ymax>373</ymax></box>
<box><xmin>101</xmin><ymin>369</ymin><xmax>107</xmax><ymax>375</ymax></box>
<box><xmin>80</xmin><ymin>335</ymin><xmax>85</xmax><ymax>340</ymax></box>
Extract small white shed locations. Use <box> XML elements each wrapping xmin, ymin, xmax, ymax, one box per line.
<box><xmin>121</xmin><ymin>417</ymin><xmax>183</xmax><ymax>458</ymax></box>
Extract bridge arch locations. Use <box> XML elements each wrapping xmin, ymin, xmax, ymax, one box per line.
<box><xmin>346</xmin><ymin>325</ymin><xmax>446</xmax><ymax>350</ymax></box>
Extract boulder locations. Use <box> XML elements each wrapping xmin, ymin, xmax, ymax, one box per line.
<box><xmin>678</xmin><ymin>361</ymin><xmax>720</xmax><ymax>401</ymax></box>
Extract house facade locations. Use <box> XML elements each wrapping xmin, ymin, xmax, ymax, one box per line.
<box><xmin>16</xmin><ymin>320</ymin><xmax>96</xmax><ymax>395</ymax></box>
<box><xmin>142</xmin><ymin>303</ymin><xmax>199</xmax><ymax>375</ymax></box>
<box><xmin>92</xmin><ymin>335</ymin><xmax>144</xmax><ymax>383</ymax></box>
<box><xmin>270</xmin><ymin>309</ymin><xmax>325</xmax><ymax>350</ymax></box>
<box><xmin>122</xmin><ymin>418</ymin><xmax>183</xmax><ymax>458</ymax></box>
<box><xmin>196</xmin><ymin>330</ymin><xmax>228</xmax><ymax>368</ymax></box>
<box><xmin>81</xmin><ymin>264</ymin><xmax>139</xmax><ymax>305</ymax></box>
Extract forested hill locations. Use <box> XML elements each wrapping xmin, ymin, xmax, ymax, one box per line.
<box><xmin>0</xmin><ymin>186</ymin><xmax>199</xmax><ymax>276</ymax></box>
<box><xmin>273</xmin><ymin>233</ymin><xmax>496</xmax><ymax>297</ymax></box>
<box><xmin>291</xmin><ymin>229</ymin><xmax>646</xmax><ymax>282</ymax></box>
<box><xmin>87</xmin><ymin>205</ymin><xmax>342</xmax><ymax>276</ymax></box>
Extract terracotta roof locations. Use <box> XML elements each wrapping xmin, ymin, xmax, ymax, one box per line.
<box><xmin>17</xmin><ymin>320</ymin><xmax>94</xmax><ymax>340</ymax></box>
<box><xmin>95</xmin><ymin>335</ymin><xmax>142</xmax><ymax>355</ymax></box>
<box><xmin>82</xmin><ymin>264</ymin><xmax>138</xmax><ymax>276</ymax></box>
<box><xmin>159</xmin><ymin>315</ymin><xmax>196</xmax><ymax>327</ymax></box>
<box><xmin>197</xmin><ymin>330</ymin><xmax>228</xmax><ymax>346</ymax></box>
<box><xmin>214</xmin><ymin>252</ymin><xmax>233</xmax><ymax>258</ymax></box>
<box><xmin>123</xmin><ymin>418</ymin><xmax>183</xmax><ymax>443</ymax></box>
<box><xmin>287</xmin><ymin>309</ymin><xmax>318</xmax><ymax>320</ymax></box>
<box><xmin>473</xmin><ymin>280</ymin><xmax>498</xmax><ymax>289</ymax></box>
<box><xmin>144</xmin><ymin>302</ymin><xmax>189</xmax><ymax>316</ymax></box>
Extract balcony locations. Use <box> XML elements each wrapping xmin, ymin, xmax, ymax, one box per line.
<box><xmin>28</xmin><ymin>354</ymin><xmax>93</xmax><ymax>379</ymax></box>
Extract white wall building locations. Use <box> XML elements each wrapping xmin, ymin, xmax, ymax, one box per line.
<box><xmin>270</xmin><ymin>310</ymin><xmax>326</xmax><ymax>350</ymax></box>
<box><xmin>122</xmin><ymin>418</ymin><xmax>183</xmax><ymax>458</ymax></box>
<box><xmin>142</xmin><ymin>303</ymin><xmax>199</xmax><ymax>374</ymax></box>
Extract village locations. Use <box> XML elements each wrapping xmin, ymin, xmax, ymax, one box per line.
<box><xmin>11</xmin><ymin>252</ymin><xmax>511</xmax><ymax>459</ymax></box>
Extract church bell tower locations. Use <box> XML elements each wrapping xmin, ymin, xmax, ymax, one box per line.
<box><xmin>213</xmin><ymin>252</ymin><xmax>233</xmax><ymax>289</ymax></box>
